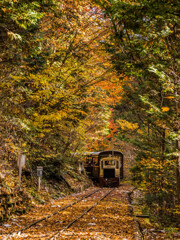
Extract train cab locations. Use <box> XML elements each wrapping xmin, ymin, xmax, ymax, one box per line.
<box><xmin>99</xmin><ymin>151</ymin><xmax>123</xmax><ymax>187</ymax></box>
<box><xmin>84</xmin><ymin>150</ymin><xmax>123</xmax><ymax>187</ymax></box>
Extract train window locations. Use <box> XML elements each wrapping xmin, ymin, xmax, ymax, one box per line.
<box><xmin>105</xmin><ymin>160</ymin><xmax>115</xmax><ymax>166</ymax></box>
<box><xmin>116</xmin><ymin>161</ymin><xmax>119</xmax><ymax>169</ymax></box>
<box><xmin>87</xmin><ymin>157</ymin><xmax>93</xmax><ymax>165</ymax></box>
<box><xmin>93</xmin><ymin>157</ymin><xmax>98</xmax><ymax>166</ymax></box>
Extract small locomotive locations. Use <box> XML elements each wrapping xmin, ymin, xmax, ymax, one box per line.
<box><xmin>84</xmin><ymin>150</ymin><xmax>123</xmax><ymax>187</ymax></box>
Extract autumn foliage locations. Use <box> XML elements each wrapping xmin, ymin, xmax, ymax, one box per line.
<box><xmin>0</xmin><ymin>1</ymin><xmax>122</xmax><ymax>183</ymax></box>
<box><xmin>0</xmin><ymin>0</ymin><xmax>179</xmax><ymax>228</ymax></box>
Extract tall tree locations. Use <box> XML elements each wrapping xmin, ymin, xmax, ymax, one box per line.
<box><xmin>0</xmin><ymin>0</ymin><xmax>122</xmax><ymax>182</ymax></box>
<box><xmin>94</xmin><ymin>0</ymin><xmax>180</xmax><ymax>222</ymax></box>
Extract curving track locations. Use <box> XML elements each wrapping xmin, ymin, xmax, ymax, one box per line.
<box><xmin>48</xmin><ymin>188</ymin><xmax>115</xmax><ymax>240</ymax></box>
<box><xmin>1</xmin><ymin>188</ymin><xmax>115</xmax><ymax>240</ymax></box>
<box><xmin>1</xmin><ymin>185</ymin><xmax>138</xmax><ymax>240</ymax></box>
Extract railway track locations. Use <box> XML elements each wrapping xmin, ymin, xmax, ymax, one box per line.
<box><xmin>48</xmin><ymin>188</ymin><xmax>115</xmax><ymax>240</ymax></box>
<box><xmin>1</xmin><ymin>188</ymin><xmax>115</xmax><ymax>240</ymax></box>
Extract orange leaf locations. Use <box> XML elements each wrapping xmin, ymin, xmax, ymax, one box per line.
<box><xmin>161</xmin><ymin>107</ymin><xmax>170</xmax><ymax>112</ymax></box>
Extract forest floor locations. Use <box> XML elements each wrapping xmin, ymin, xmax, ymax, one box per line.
<box><xmin>0</xmin><ymin>183</ymin><xmax>179</xmax><ymax>240</ymax></box>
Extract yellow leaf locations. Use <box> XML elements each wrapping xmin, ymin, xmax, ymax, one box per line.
<box><xmin>161</xmin><ymin>107</ymin><xmax>170</xmax><ymax>112</ymax></box>
<box><xmin>165</xmin><ymin>96</ymin><xmax>174</xmax><ymax>99</ymax></box>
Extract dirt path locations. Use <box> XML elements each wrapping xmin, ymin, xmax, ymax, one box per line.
<box><xmin>0</xmin><ymin>184</ymin><xmax>140</xmax><ymax>240</ymax></box>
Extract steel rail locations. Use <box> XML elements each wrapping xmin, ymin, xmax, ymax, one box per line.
<box><xmin>1</xmin><ymin>188</ymin><xmax>101</xmax><ymax>239</ymax></box>
<box><xmin>18</xmin><ymin>188</ymin><xmax>101</xmax><ymax>234</ymax></box>
<box><xmin>48</xmin><ymin>188</ymin><xmax>115</xmax><ymax>240</ymax></box>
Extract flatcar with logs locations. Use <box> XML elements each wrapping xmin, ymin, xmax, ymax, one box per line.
<box><xmin>84</xmin><ymin>150</ymin><xmax>123</xmax><ymax>187</ymax></box>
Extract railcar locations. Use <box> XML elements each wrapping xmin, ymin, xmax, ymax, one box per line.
<box><xmin>84</xmin><ymin>150</ymin><xmax>123</xmax><ymax>187</ymax></box>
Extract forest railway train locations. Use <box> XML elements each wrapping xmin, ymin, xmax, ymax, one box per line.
<box><xmin>84</xmin><ymin>150</ymin><xmax>123</xmax><ymax>187</ymax></box>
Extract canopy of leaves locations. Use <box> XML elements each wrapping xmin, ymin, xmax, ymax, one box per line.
<box><xmin>94</xmin><ymin>0</ymin><xmax>180</xmax><ymax>224</ymax></box>
<box><xmin>0</xmin><ymin>0</ymin><xmax>123</xmax><ymax>181</ymax></box>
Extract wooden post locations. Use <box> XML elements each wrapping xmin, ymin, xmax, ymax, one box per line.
<box><xmin>18</xmin><ymin>154</ymin><xmax>26</xmax><ymax>188</ymax></box>
<box><xmin>38</xmin><ymin>176</ymin><xmax>41</xmax><ymax>192</ymax></box>
<box><xmin>37</xmin><ymin>166</ymin><xmax>43</xmax><ymax>193</ymax></box>
<box><xmin>79</xmin><ymin>162</ymin><xmax>85</xmax><ymax>174</ymax></box>
<box><xmin>19</xmin><ymin>162</ymin><xmax>22</xmax><ymax>187</ymax></box>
